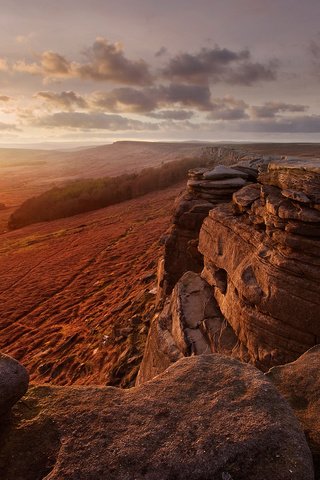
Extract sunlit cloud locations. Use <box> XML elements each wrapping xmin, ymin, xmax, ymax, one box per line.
<box><xmin>35</xmin><ymin>91</ymin><xmax>88</xmax><ymax>111</ymax></box>
<box><xmin>0</xmin><ymin>58</ymin><xmax>9</xmax><ymax>72</ymax></box>
<box><xmin>15</xmin><ymin>32</ymin><xmax>36</xmax><ymax>44</ymax></box>
<box><xmin>12</xmin><ymin>38</ymin><xmax>153</xmax><ymax>86</ymax></box>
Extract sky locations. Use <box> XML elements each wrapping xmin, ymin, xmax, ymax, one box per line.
<box><xmin>0</xmin><ymin>0</ymin><xmax>320</xmax><ymax>145</ymax></box>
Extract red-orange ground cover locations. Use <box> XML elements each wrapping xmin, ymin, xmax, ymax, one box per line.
<box><xmin>0</xmin><ymin>183</ymin><xmax>183</xmax><ymax>387</ymax></box>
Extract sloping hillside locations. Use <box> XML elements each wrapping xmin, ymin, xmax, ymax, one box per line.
<box><xmin>0</xmin><ymin>183</ymin><xmax>183</xmax><ymax>387</ymax></box>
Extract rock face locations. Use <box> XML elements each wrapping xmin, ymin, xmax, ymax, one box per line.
<box><xmin>0</xmin><ymin>355</ymin><xmax>314</xmax><ymax>480</ymax></box>
<box><xmin>0</xmin><ymin>352</ymin><xmax>29</xmax><ymax>416</ymax></box>
<box><xmin>137</xmin><ymin>271</ymin><xmax>239</xmax><ymax>385</ymax></box>
<box><xmin>199</xmin><ymin>157</ymin><xmax>320</xmax><ymax>370</ymax></box>
<box><xmin>160</xmin><ymin>149</ymin><xmax>269</xmax><ymax>297</ymax></box>
<box><xmin>266</xmin><ymin>345</ymin><xmax>320</xmax><ymax>477</ymax></box>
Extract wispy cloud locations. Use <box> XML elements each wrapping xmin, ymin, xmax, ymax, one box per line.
<box><xmin>33</xmin><ymin>111</ymin><xmax>159</xmax><ymax>131</ymax></box>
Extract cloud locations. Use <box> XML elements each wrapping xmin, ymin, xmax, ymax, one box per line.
<box><xmin>0</xmin><ymin>58</ymin><xmax>9</xmax><ymax>72</ymax></box>
<box><xmin>15</xmin><ymin>32</ymin><xmax>36</xmax><ymax>44</ymax></box>
<box><xmin>162</xmin><ymin>45</ymin><xmax>278</xmax><ymax>85</ymax></box>
<box><xmin>238</xmin><ymin>115</ymin><xmax>320</xmax><ymax>133</ymax></box>
<box><xmin>249</xmin><ymin>101</ymin><xmax>308</xmax><ymax>119</ymax></box>
<box><xmin>35</xmin><ymin>91</ymin><xmax>88</xmax><ymax>110</ymax></box>
<box><xmin>308</xmin><ymin>35</ymin><xmax>320</xmax><ymax>75</ymax></box>
<box><xmin>147</xmin><ymin>110</ymin><xmax>194</xmax><ymax>120</ymax></box>
<box><xmin>14</xmin><ymin>51</ymin><xmax>72</xmax><ymax>78</ymax></box>
<box><xmin>90</xmin><ymin>84</ymin><xmax>212</xmax><ymax>113</ymax></box>
<box><xmin>157</xmin><ymin>84</ymin><xmax>212</xmax><ymax>110</ymax></box>
<box><xmin>13</xmin><ymin>38</ymin><xmax>153</xmax><ymax>86</ymax></box>
<box><xmin>33</xmin><ymin>111</ymin><xmax>159</xmax><ymax>131</ymax></box>
<box><xmin>0</xmin><ymin>121</ymin><xmax>19</xmax><ymax>131</ymax></box>
<box><xmin>90</xmin><ymin>88</ymin><xmax>157</xmax><ymax>113</ymax></box>
<box><xmin>76</xmin><ymin>38</ymin><xmax>153</xmax><ymax>85</ymax></box>
<box><xmin>207</xmin><ymin>96</ymin><xmax>248</xmax><ymax>120</ymax></box>
<box><xmin>155</xmin><ymin>47</ymin><xmax>168</xmax><ymax>58</ymax></box>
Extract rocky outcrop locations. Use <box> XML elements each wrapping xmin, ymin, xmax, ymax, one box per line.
<box><xmin>160</xmin><ymin>150</ymin><xmax>269</xmax><ymax>297</ymax></box>
<box><xmin>0</xmin><ymin>353</ymin><xmax>29</xmax><ymax>416</ymax></box>
<box><xmin>0</xmin><ymin>355</ymin><xmax>314</xmax><ymax>480</ymax></box>
<box><xmin>267</xmin><ymin>345</ymin><xmax>320</xmax><ymax>477</ymax></box>
<box><xmin>137</xmin><ymin>271</ymin><xmax>240</xmax><ymax>385</ymax></box>
<box><xmin>199</xmin><ymin>157</ymin><xmax>320</xmax><ymax>370</ymax></box>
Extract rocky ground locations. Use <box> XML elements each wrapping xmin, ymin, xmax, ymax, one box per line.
<box><xmin>0</xmin><ymin>354</ymin><xmax>315</xmax><ymax>480</ymax></box>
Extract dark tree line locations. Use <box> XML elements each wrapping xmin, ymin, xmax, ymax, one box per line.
<box><xmin>8</xmin><ymin>156</ymin><xmax>209</xmax><ymax>230</ymax></box>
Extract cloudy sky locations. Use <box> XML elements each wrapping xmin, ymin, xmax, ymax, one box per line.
<box><xmin>0</xmin><ymin>0</ymin><xmax>320</xmax><ymax>145</ymax></box>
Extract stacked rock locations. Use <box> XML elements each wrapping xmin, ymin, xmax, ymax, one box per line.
<box><xmin>199</xmin><ymin>156</ymin><xmax>320</xmax><ymax>371</ymax></box>
<box><xmin>159</xmin><ymin>157</ymin><xmax>271</xmax><ymax>298</ymax></box>
<box><xmin>187</xmin><ymin>165</ymin><xmax>253</xmax><ymax>204</ymax></box>
<box><xmin>233</xmin><ymin>157</ymin><xmax>320</xmax><ymax>240</ymax></box>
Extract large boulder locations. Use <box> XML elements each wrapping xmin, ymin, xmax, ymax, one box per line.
<box><xmin>0</xmin><ymin>355</ymin><xmax>314</xmax><ymax>479</ymax></box>
<box><xmin>266</xmin><ymin>345</ymin><xmax>320</xmax><ymax>477</ymax></box>
<box><xmin>0</xmin><ymin>353</ymin><xmax>29</xmax><ymax>416</ymax></box>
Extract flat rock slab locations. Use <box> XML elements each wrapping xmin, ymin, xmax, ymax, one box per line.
<box><xmin>0</xmin><ymin>353</ymin><xmax>29</xmax><ymax>415</ymax></box>
<box><xmin>188</xmin><ymin>177</ymin><xmax>247</xmax><ymax>190</ymax></box>
<box><xmin>267</xmin><ymin>345</ymin><xmax>320</xmax><ymax>475</ymax></box>
<box><xmin>203</xmin><ymin>165</ymin><xmax>249</xmax><ymax>180</ymax></box>
<box><xmin>0</xmin><ymin>355</ymin><xmax>314</xmax><ymax>480</ymax></box>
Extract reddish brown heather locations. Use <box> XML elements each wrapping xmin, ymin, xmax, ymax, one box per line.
<box><xmin>0</xmin><ymin>183</ymin><xmax>183</xmax><ymax>387</ymax></box>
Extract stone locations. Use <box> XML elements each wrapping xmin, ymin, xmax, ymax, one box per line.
<box><xmin>188</xmin><ymin>177</ymin><xmax>247</xmax><ymax>190</ymax></box>
<box><xmin>198</xmin><ymin>202</ymin><xmax>320</xmax><ymax>370</ymax></box>
<box><xmin>282</xmin><ymin>189</ymin><xmax>311</xmax><ymax>204</ymax></box>
<box><xmin>137</xmin><ymin>272</ymin><xmax>217</xmax><ymax>384</ymax></box>
<box><xmin>0</xmin><ymin>356</ymin><xmax>314</xmax><ymax>480</ymax></box>
<box><xmin>202</xmin><ymin>164</ymin><xmax>249</xmax><ymax>180</ymax></box>
<box><xmin>233</xmin><ymin>184</ymin><xmax>261</xmax><ymax>212</ymax></box>
<box><xmin>0</xmin><ymin>353</ymin><xmax>29</xmax><ymax>415</ymax></box>
<box><xmin>266</xmin><ymin>345</ymin><xmax>320</xmax><ymax>477</ymax></box>
<box><xmin>259</xmin><ymin>157</ymin><xmax>320</xmax><ymax>203</ymax></box>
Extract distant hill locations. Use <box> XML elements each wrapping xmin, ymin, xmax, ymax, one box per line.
<box><xmin>0</xmin><ymin>141</ymin><xmax>212</xmax><ymax>207</ymax></box>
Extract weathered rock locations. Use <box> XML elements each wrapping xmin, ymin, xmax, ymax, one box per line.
<box><xmin>198</xmin><ymin>158</ymin><xmax>320</xmax><ymax>371</ymax></box>
<box><xmin>203</xmin><ymin>164</ymin><xmax>249</xmax><ymax>180</ymax></box>
<box><xmin>233</xmin><ymin>184</ymin><xmax>261</xmax><ymax>212</ymax></box>
<box><xmin>137</xmin><ymin>272</ymin><xmax>219</xmax><ymax>384</ymax></box>
<box><xmin>266</xmin><ymin>345</ymin><xmax>320</xmax><ymax>476</ymax></box>
<box><xmin>0</xmin><ymin>356</ymin><xmax>314</xmax><ymax>480</ymax></box>
<box><xmin>259</xmin><ymin>157</ymin><xmax>320</xmax><ymax>203</ymax></box>
<box><xmin>0</xmin><ymin>353</ymin><xmax>29</xmax><ymax>416</ymax></box>
<box><xmin>188</xmin><ymin>177</ymin><xmax>247</xmax><ymax>190</ymax></box>
<box><xmin>282</xmin><ymin>189</ymin><xmax>311</xmax><ymax>204</ymax></box>
<box><xmin>160</xmin><ymin>155</ymin><xmax>261</xmax><ymax>297</ymax></box>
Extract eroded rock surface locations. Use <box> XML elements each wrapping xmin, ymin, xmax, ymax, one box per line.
<box><xmin>160</xmin><ymin>149</ymin><xmax>269</xmax><ymax>297</ymax></box>
<box><xmin>267</xmin><ymin>345</ymin><xmax>320</xmax><ymax>477</ymax></box>
<box><xmin>199</xmin><ymin>157</ymin><xmax>320</xmax><ymax>370</ymax></box>
<box><xmin>137</xmin><ymin>271</ymin><xmax>240</xmax><ymax>385</ymax></box>
<box><xmin>0</xmin><ymin>355</ymin><xmax>314</xmax><ymax>480</ymax></box>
